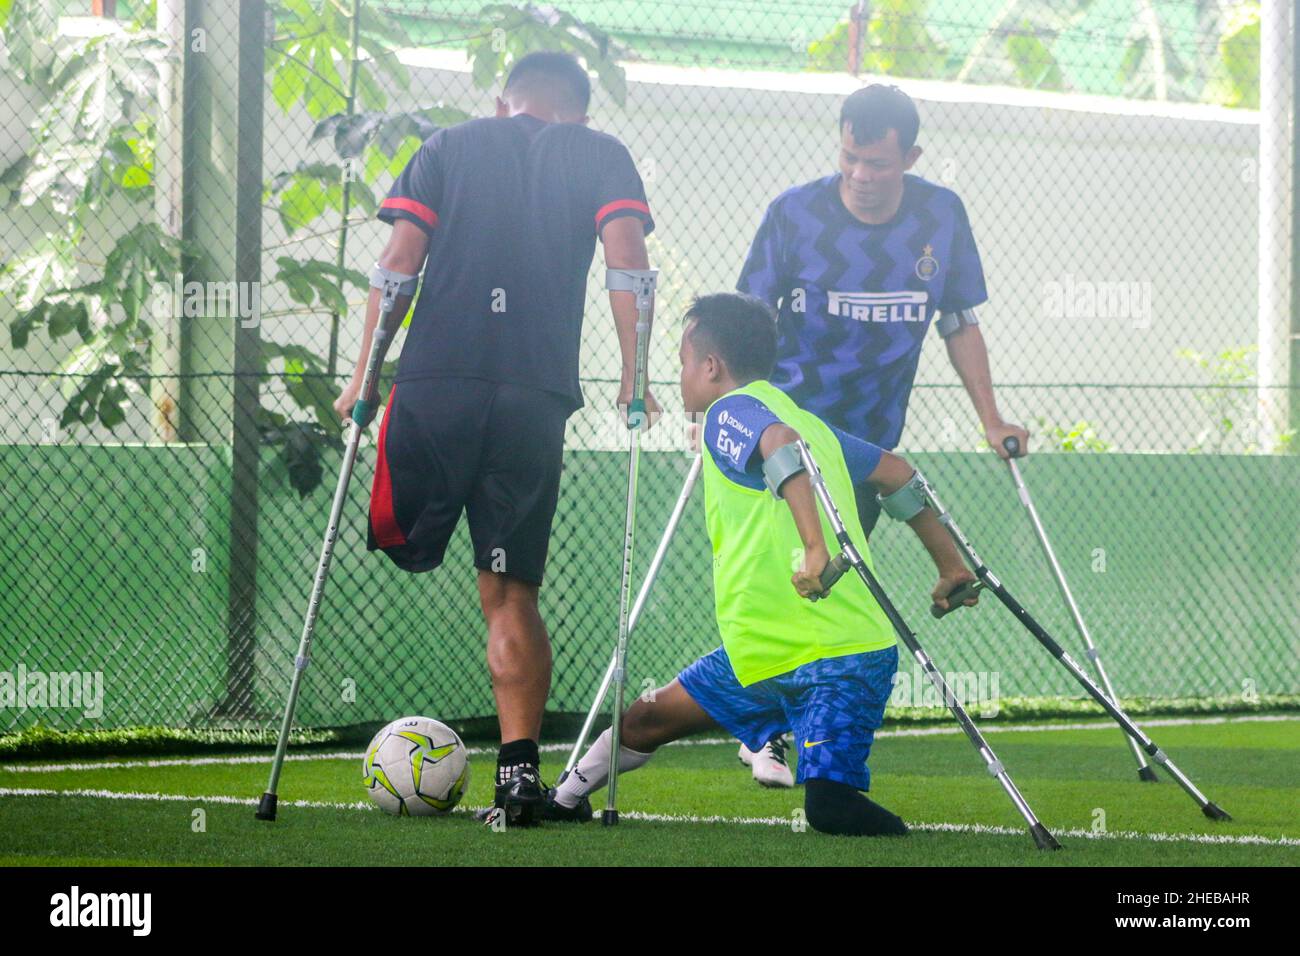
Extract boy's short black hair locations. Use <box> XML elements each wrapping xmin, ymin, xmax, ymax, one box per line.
<box><xmin>840</xmin><ymin>83</ymin><xmax>920</xmax><ymax>153</ymax></box>
<box><xmin>503</xmin><ymin>51</ymin><xmax>592</xmax><ymax>116</ymax></box>
<box><xmin>684</xmin><ymin>293</ymin><xmax>778</xmax><ymax>382</ymax></box>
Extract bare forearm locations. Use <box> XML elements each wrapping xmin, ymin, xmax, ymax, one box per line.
<box><xmin>782</xmin><ymin>473</ymin><xmax>828</xmax><ymax>554</ymax></box>
<box><xmin>602</xmin><ymin>218</ymin><xmax>652</xmax><ymax>383</ymax></box>
<box><xmin>945</xmin><ymin>324</ymin><xmax>1001</xmax><ymax>428</ymax></box>
<box><xmin>869</xmin><ymin>451</ymin><xmax>964</xmax><ymax>574</ymax></box>
<box><xmin>349</xmin><ymin>220</ymin><xmax>428</xmax><ymax>386</ymax></box>
<box><xmin>758</xmin><ymin>424</ymin><xmax>827</xmax><ymax>557</ymax></box>
<box><xmin>348</xmin><ymin>286</ymin><xmax>412</xmax><ymax>388</ymax></box>
<box><xmin>907</xmin><ymin>508</ymin><xmax>965</xmax><ymax>574</ymax></box>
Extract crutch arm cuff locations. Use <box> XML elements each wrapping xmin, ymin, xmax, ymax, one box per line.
<box><xmin>369</xmin><ymin>263</ymin><xmax>420</xmax><ymax>295</ymax></box>
<box><xmin>762</xmin><ymin>442</ymin><xmax>806</xmax><ymax>498</ymax></box>
<box><xmin>605</xmin><ymin>268</ymin><xmax>658</xmax><ymax>292</ymax></box>
<box><xmin>935</xmin><ymin>307</ymin><xmax>979</xmax><ymax>339</ymax></box>
<box><xmin>877</xmin><ymin>469</ymin><xmax>929</xmax><ymax>521</ymax></box>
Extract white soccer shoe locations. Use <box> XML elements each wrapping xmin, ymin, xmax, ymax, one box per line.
<box><xmin>738</xmin><ymin>734</ymin><xmax>794</xmax><ymax>788</ymax></box>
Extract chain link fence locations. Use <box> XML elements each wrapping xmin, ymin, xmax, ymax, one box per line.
<box><xmin>1</xmin><ymin>0</ymin><xmax>1297</xmax><ymax>737</ymax></box>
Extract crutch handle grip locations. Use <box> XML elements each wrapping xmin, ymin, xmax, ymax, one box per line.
<box><xmin>350</xmin><ymin>393</ymin><xmax>379</xmax><ymax>428</ymax></box>
<box><xmin>1002</xmin><ymin>435</ymin><xmax>1022</xmax><ymax>457</ymax></box>
<box><xmin>627</xmin><ymin>397</ymin><xmax>647</xmax><ymax>430</ymax></box>
<box><xmin>811</xmin><ymin>553</ymin><xmax>852</xmax><ymax>601</ymax></box>
<box><xmin>931</xmin><ymin>579</ymin><xmax>984</xmax><ymax>618</ymax></box>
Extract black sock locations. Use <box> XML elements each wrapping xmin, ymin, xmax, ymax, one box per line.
<box><xmin>804</xmin><ymin>778</ymin><xmax>909</xmax><ymax>837</ymax></box>
<box><xmin>497</xmin><ymin>738</ymin><xmax>539</xmax><ymax>786</ymax></box>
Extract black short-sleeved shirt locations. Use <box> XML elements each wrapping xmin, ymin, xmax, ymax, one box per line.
<box><xmin>377</xmin><ymin>114</ymin><xmax>654</xmax><ymax>412</ymax></box>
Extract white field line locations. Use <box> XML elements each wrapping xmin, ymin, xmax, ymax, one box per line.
<box><xmin>3</xmin><ymin>713</ymin><xmax>1295</xmax><ymax>776</ymax></box>
<box><xmin>0</xmin><ymin>786</ymin><xmax>1295</xmax><ymax>849</ymax></box>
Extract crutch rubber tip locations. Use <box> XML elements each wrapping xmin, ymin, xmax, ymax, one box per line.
<box><xmin>1137</xmin><ymin>765</ymin><xmax>1159</xmax><ymax>783</ymax></box>
<box><xmin>601</xmin><ymin>809</ymin><xmax>619</xmax><ymax>827</ymax></box>
<box><xmin>1030</xmin><ymin>823</ymin><xmax>1062</xmax><ymax>851</ymax></box>
<box><xmin>1202</xmin><ymin>802</ymin><xmax>1231</xmax><ymax>821</ymax></box>
<box><xmin>255</xmin><ymin>792</ymin><xmax>278</xmax><ymax>821</ymax></box>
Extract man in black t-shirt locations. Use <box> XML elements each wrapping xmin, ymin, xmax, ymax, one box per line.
<box><xmin>333</xmin><ymin>52</ymin><xmax>656</xmax><ymax>825</ymax></box>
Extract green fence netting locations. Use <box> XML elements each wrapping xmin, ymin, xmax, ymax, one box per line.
<box><xmin>1</xmin><ymin>1</ymin><xmax>1297</xmax><ymax>735</ymax></box>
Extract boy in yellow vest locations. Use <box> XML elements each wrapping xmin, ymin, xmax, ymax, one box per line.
<box><xmin>548</xmin><ymin>293</ymin><xmax>976</xmax><ymax>835</ymax></box>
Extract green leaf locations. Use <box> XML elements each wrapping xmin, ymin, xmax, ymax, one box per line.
<box><xmin>282</xmin><ymin>425</ymin><xmax>325</xmax><ymax>498</ymax></box>
<box><xmin>273</xmin><ymin>256</ymin><xmax>365</xmax><ymax>313</ymax></box>
<box><xmin>1006</xmin><ymin>24</ymin><xmax>1064</xmax><ymax>91</ymax></box>
<box><xmin>45</xmin><ymin>299</ymin><xmax>86</xmax><ymax>339</ymax></box>
<box><xmin>4</xmin><ymin>0</ymin><xmax>60</xmax><ymax>86</ymax></box>
<box><xmin>470</xmin><ymin>41</ymin><xmax>503</xmax><ymax>90</ymax></box>
<box><xmin>118</xmin><ymin>165</ymin><xmax>151</xmax><ymax>189</ymax></box>
<box><xmin>277</xmin><ymin>177</ymin><xmax>329</xmax><ymax>233</ymax></box>
<box><xmin>97</xmin><ymin>382</ymin><xmax>129</xmax><ymax>428</ymax></box>
<box><xmin>10</xmin><ymin>305</ymin><xmax>40</xmax><ymax>348</ymax></box>
<box><xmin>271</xmin><ymin>57</ymin><xmax>309</xmax><ymax>112</ymax></box>
<box><xmin>329</xmin><ymin>112</ymin><xmax>383</xmax><ymax>158</ymax></box>
<box><xmin>356</xmin><ymin>3</ymin><xmax>410</xmax><ymax>48</ymax></box>
<box><xmin>1118</xmin><ymin>36</ymin><xmax>1148</xmax><ymax>83</ymax></box>
<box><xmin>1217</xmin><ymin>5</ymin><xmax>1260</xmax><ymax>109</ymax></box>
<box><xmin>355</xmin><ymin>62</ymin><xmax>387</xmax><ymax>111</ymax></box>
<box><xmin>348</xmin><ymin>179</ymin><xmax>377</xmax><ymax>215</ymax></box>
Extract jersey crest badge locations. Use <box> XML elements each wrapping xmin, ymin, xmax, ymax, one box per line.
<box><xmin>915</xmin><ymin>244</ymin><xmax>939</xmax><ymax>281</ymax></box>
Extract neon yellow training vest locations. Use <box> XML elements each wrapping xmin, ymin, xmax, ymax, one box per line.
<box><xmin>702</xmin><ymin>380</ymin><xmax>895</xmax><ymax>686</ymax></box>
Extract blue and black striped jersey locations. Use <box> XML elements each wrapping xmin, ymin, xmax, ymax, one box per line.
<box><xmin>737</xmin><ymin>172</ymin><xmax>986</xmax><ymax>448</ymax></box>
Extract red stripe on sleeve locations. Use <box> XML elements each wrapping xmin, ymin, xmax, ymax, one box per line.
<box><xmin>369</xmin><ymin>385</ymin><xmax>407</xmax><ymax>549</ymax></box>
<box><xmin>595</xmin><ymin>198</ymin><xmax>651</xmax><ymax>227</ymax></box>
<box><xmin>381</xmin><ymin>197</ymin><xmax>439</xmax><ymax>229</ymax></box>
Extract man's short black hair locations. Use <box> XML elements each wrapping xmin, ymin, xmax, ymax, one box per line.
<box><xmin>685</xmin><ymin>293</ymin><xmax>777</xmax><ymax>382</ymax></box>
<box><xmin>503</xmin><ymin>51</ymin><xmax>592</xmax><ymax>116</ymax></box>
<box><xmin>840</xmin><ymin>84</ymin><xmax>920</xmax><ymax>153</ymax></box>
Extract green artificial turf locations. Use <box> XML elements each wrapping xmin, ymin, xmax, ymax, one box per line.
<box><xmin>1</xmin><ymin>716</ymin><xmax>1296</xmax><ymax>867</ymax></box>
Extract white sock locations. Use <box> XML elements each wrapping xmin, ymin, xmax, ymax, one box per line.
<box><xmin>555</xmin><ymin>728</ymin><xmax>653</xmax><ymax>808</ymax></box>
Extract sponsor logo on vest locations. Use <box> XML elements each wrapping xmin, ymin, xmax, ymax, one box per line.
<box><xmin>714</xmin><ymin>407</ymin><xmax>755</xmax><ymax>465</ymax></box>
<box><xmin>716</xmin><ymin>408</ymin><xmax>754</xmax><ymax>438</ymax></box>
<box><xmin>827</xmin><ymin>290</ymin><xmax>929</xmax><ymax>324</ymax></box>
<box><xmin>715</xmin><ymin>428</ymin><xmax>744</xmax><ymax>465</ymax></box>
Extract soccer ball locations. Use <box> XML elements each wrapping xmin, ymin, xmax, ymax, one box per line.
<box><xmin>362</xmin><ymin>716</ymin><xmax>470</xmax><ymax>816</ymax></box>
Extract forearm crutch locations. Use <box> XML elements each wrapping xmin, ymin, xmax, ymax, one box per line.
<box><xmin>560</xmin><ymin>453</ymin><xmax>701</xmax><ymax>784</ymax></box>
<box><xmin>923</xmin><ymin>468</ymin><xmax>1231</xmax><ymax>820</ymax></box>
<box><xmin>602</xmin><ymin>267</ymin><xmax>657</xmax><ymax>826</ymax></box>
<box><xmin>999</xmin><ymin>435</ymin><xmax>1155</xmax><ymax>781</ymax></box>
<box><xmin>256</xmin><ymin>264</ymin><xmax>418</xmax><ymax>822</ymax></box>
<box><xmin>796</xmin><ymin>441</ymin><xmax>1061</xmax><ymax>851</ymax></box>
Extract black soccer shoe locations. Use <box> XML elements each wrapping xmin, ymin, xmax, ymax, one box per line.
<box><xmin>476</xmin><ymin>763</ymin><xmax>545</xmax><ymax>828</ymax></box>
<box><xmin>539</xmin><ymin>787</ymin><xmax>593</xmax><ymax>823</ymax></box>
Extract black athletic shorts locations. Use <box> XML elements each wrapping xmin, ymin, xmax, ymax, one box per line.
<box><xmin>367</xmin><ymin>377</ymin><xmax>570</xmax><ymax>586</ymax></box>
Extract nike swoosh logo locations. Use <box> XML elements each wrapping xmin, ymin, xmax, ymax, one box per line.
<box><xmin>803</xmin><ymin>739</ymin><xmax>829</xmax><ymax>748</ymax></box>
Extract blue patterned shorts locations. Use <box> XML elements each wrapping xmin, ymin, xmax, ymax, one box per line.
<box><xmin>678</xmin><ymin>644</ymin><xmax>898</xmax><ymax>791</ymax></box>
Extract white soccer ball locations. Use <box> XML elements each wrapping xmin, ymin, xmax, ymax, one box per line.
<box><xmin>362</xmin><ymin>716</ymin><xmax>470</xmax><ymax>816</ymax></box>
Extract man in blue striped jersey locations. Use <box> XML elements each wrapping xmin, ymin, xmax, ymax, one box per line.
<box><xmin>734</xmin><ymin>83</ymin><xmax>1028</xmax><ymax>787</ymax></box>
